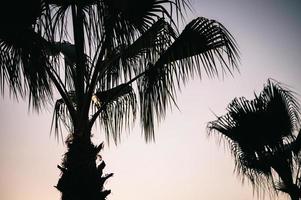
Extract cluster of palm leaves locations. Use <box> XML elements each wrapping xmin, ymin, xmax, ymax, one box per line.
<box><xmin>208</xmin><ymin>79</ymin><xmax>301</xmax><ymax>200</ymax></box>
<box><xmin>0</xmin><ymin>0</ymin><xmax>240</xmax><ymax>199</ymax></box>
<box><xmin>0</xmin><ymin>0</ymin><xmax>239</xmax><ymax>141</ymax></box>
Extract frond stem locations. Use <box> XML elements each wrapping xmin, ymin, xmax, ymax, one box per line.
<box><xmin>72</xmin><ymin>4</ymin><xmax>88</xmax><ymax>133</ymax></box>
<box><xmin>87</xmin><ymin>70</ymin><xmax>146</xmax><ymax>130</ymax></box>
<box><xmin>45</xmin><ymin>66</ymin><xmax>77</xmax><ymax>123</ymax></box>
<box><xmin>88</xmin><ymin>104</ymin><xmax>107</xmax><ymax>131</ymax></box>
<box><xmin>84</xmin><ymin>40</ymin><xmax>108</xmax><ymax>124</ymax></box>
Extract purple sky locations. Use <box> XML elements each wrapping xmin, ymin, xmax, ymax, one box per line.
<box><xmin>1</xmin><ymin>1</ymin><xmax>301</xmax><ymax>200</ymax></box>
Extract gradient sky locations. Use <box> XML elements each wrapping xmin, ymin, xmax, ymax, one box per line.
<box><xmin>1</xmin><ymin>1</ymin><xmax>301</xmax><ymax>200</ymax></box>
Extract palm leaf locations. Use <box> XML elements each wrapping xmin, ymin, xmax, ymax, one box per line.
<box><xmin>0</xmin><ymin>0</ymin><xmax>55</xmax><ymax>110</ymax></box>
<box><xmin>157</xmin><ymin>17</ymin><xmax>239</xmax><ymax>78</ymax></box>
<box><xmin>209</xmin><ymin>79</ymin><xmax>299</xmax><ymax>150</ymax></box>
<box><xmin>103</xmin><ymin>0</ymin><xmax>188</xmax><ymax>32</ymax></box>
<box><xmin>92</xmin><ymin>84</ymin><xmax>137</xmax><ymax>143</ymax></box>
<box><xmin>260</xmin><ymin>79</ymin><xmax>300</xmax><ymax>136</ymax></box>
<box><xmin>96</xmin><ymin>18</ymin><xmax>177</xmax><ymax>90</ymax></box>
<box><xmin>52</xmin><ymin>41</ymin><xmax>92</xmax><ymax>90</ymax></box>
<box><xmin>51</xmin><ymin>91</ymin><xmax>77</xmax><ymax>139</ymax></box>
<box><xmin>208</xmin><ymin>79</ymin><xmax>300</xmax><ymax>195</ymax></box>
<box><xmin>0</xmin><ymin>29</ymin><xmax>54</xmax><ymax>110</ymax></box>
<box><xmin>138</xmin><ymin>17</ymin><xmax>239</xmax><ymax>140</ymax></box>
<box><xmin>101</xmin><ymin>0</ymin><xmax>189</xmax><ymax>56</ymax></box>
<box><xmin>121</xmin><ymin>18</ymin><xmax>177</xmax><ymax>60</ymax></box>
<box><xmin>50</xmin><ymin>84</ymin><xmax>138</xmax><ymax>142</ymax></box>
<box><xmin>93</xmin><ymin>84</ymin><xmax>134</xmax><ymax>106</ymax></box>
<box><xmin>137</xmin><ymin>62</ymin><xmax>177</xmax><ymax>141</ymax></box>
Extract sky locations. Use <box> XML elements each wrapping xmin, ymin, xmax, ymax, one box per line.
<box><xmin>1</xmin><ymin>0</ymin><xmax>301</xmax><ymax>200</ymax></box>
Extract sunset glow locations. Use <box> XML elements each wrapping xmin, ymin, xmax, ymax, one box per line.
<box><xmin>1</xmin><ymin>1</ymin><xmax>301</xmax><ymax>200</ymax></box>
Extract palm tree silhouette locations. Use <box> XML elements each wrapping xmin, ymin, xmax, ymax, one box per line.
<box><xmin>0</xmin><ymin>0</ymin><xmax>239</xmax><ymax>199</ymax></box>
<box><xmin>208</xmin><ymin>79</ymin><xmax>301</xmax><ymax>200</ymax></box>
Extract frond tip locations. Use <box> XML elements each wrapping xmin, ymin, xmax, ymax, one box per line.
<box><xmin>157</xmin><ymin>17</ymin><xmax>240</xmax><ymax>79</ymax></box>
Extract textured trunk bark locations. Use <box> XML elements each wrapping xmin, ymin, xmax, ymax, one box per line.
<box><xmin>56</xmin><ymin>135</ymin><xmax>113</xmax><ymax>200</ymax></box>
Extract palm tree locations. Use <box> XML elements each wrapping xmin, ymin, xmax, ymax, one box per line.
<box><xmin>0</xmin><ymin>0</ymin><xmax>239</xmax><ymax>199</ymax></box>
<box><xmin>208</xmin><ymin>79</ymin><xmax>301</xmax><ymax>200</ymax></box>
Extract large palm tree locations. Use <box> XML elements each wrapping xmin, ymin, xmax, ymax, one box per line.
<box><xmin>0</xmin><ymin>0</ymin><xmax>239</xmax><ymax>199</ymax></box>
<box><xmin>208</xmin><ymin>79</ymin><xmax>301</xmax><ymax>200</ymax></box>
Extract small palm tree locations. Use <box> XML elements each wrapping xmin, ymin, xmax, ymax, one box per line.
<box><xmin>208</xmin><ymin>79</ymin><xmax>301</xmax><ymax>200</ymax></box>
<box><xmin>1</xmin><ymin>0</ymin><xmax>239</xmax><ymax>199</ymax></box>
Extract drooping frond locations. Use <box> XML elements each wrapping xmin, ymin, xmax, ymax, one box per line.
<box><xmin>138</xmin><ymin>17</ymin><xmax>239</xmax><ymax>140</ymax></box>
<box><xmin>46</xmin><ymin>2</ymin><xmax>71</xmax><ymax>41</ymax></box>
<box><xmin>91</xmin><ymin>84</ymin><xmax>137</xmax><ymax>143</ymax></box>
<box><xmin>209</xmin><ymin>79</ymin><xmax>300</xmax><ymax>150</ymax></box>
<box><xmin>99</xmin><ymin>0</ymin><xmax>190</xmax><ymax>59</ymax></box>
<box><xmin>260</xmin><ymin>79</ymin><xmax>300</xmax><ymax>135</ymax></box>
<box><xmin>208</xmin><ymin>96</ymin><xmax>275</xmax><ymax>191</ymax></box>
<box><xmin>96</xmin><ymin>18</ymin><xmax>177</xmax><ymax>90</ymax></box>
<box><xmin>137</xmin><ymin>62</ymin><xmax>177</xmax><ymax>141</ymax></box>
<box><xmin>93</xmin><ymin>84</ymin><xmax>133</xmax><ymax>106</ymax></box>
<box><xmin>121</xmin><ymin>18</ymin><xmax>177</xmax><ymax>61</ymax></box>
<box><xmin>207</xmin><ymin>79</ymin><xmax>300</xmax><ymax>195</ymax></box>
<box><xmin>0</xmin><ymin>0</ymin><xmax>55</xmax><ymax>110</ymax></box>
<box><xmin>157</xmin><ymin>17</ymin><xmax>239</xmax><ymax>79</ymax></box>
<box><xmin>46</xmin><ymin>0</ymin><xmax>190</xmax><ymax>55</ymax></box>
<box><xmin>51</xmin><ymin>91</ymin><xmax>77</xmax><ymax>139</ymax></box>
<box><xmin>0</xmin><ymin>29</ymin><xmax>54</xmax><ymax>110</ymax></box>
<box><xmin>52</xmin><ymin>41</ymin><xmax>92</xmax><ymax>90</ymax></box>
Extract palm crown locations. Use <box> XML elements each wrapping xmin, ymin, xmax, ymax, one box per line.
<box><xmin>208</xmin><ymin>79</ymin><xmax>301</xmax><ymax>199</ymax></box>
<box><xmin>0</xmin><ymin>0</ymin><xmax>239</xmax><ymax>142</ymax></box>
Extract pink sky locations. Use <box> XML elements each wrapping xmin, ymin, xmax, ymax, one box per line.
<box><xmin>1</xmin><ymin>1</ymin><xmax>301</xmax><ymax>200</ymax></box>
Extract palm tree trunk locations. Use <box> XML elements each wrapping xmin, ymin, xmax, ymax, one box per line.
<box><xmin>272</xmin><ymin>160</ymin><xmax>300</xmax><ymax>200</ymax></box>
<box><xmin>56</xmin><ymin>135</ymin><xmax>112</xmax><ymax>200</ymax></box>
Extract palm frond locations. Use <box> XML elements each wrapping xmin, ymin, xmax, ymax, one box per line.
<box><xmin>97</xmin><ymin>18</ymin><xmax>177</xmax><ymax>90</ymax></box>
<box><xmin>260</xmin><ymin>79</ymin><xmax>301</xmax><ymax>134</ymax></box>
<box><xmin>0</xmin><ymin>29</ymin><xmax>54</xmax><ymax>110</ymax></box>
<box><xmin>209</xmin><ymin>79</ymin><xmax>300</xmax><ymax>150</ymax></box>
<box><xmin>0</xmin><ymin>0</ymin><xmax>56</xmax><ymax>111</ymax></box>
<box><xmin>52</xmin><ymin>41</ymin><xmax>92</xmax><ymax>90</ymax></box>
<box><xmin>207</xmin><ymin>79</ymin><xmax>300</xmax><ymax>195</ymax></box>
<box><xmin>100</xmin><ymin>0</ymin><xmax>189</xmax><ymax>57</ymax></box>
<box><xmin>137</xmin><ymin>17</ymin><xmax>239</xmax><ymax>141</ymax></box>
<box><xmin>93</xmin><ymin>84</ymin><xmax>133</xmax><ymax>106</ymax></box>
<box><xmin>137</xmin><ymin>62</ymin><xmax>179</xmax><ymax>141</ymax></box>
<box><xmin>51</xmin><ymin>91</ymin><xmax>77</xmax><ymax>139</ymax></box>
<box><xmin>92</xmin><ymin>84</ymin><xmax>137</xmax><ymax>143</ymax></box>
<box><xmin>103</xmin><ymin>0</ymin><xmax>189</xmax><ymax>32</ymax></box>
<box><xmin>48</xmin><ymin>3</ymin><xmax>72</xmax><ymax>41</ymax></box>
<box><xmin>122</xmin><ymin>18</ymin><xmax>177</xmax><ymax>60</ymax></box>
<box><xmin>157</xmin><ymin>17</ymin><xmax>239</xmax><ymax>79</ymax></box>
